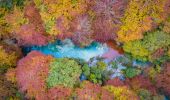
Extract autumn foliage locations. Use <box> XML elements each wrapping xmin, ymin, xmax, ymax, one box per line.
<box><xmin>105</xmin><ymin>77</ymin><xmax>126</xmax><ymax>87</ymax></box>
<box><xmin>1</xmin><ymin>0</ymin><xmax>170</xmax><ymax>99</ymax></box>
<box><xmin>104</xmin><ymin>85</ymin><xmax>139</xmax><ymax>100</ymax></box>
<box><xmin>5</xmin><ymin>6</ymin><xmax>28</xmax><ymax>33</ymax></box>
<box><xmin>47</xmin><ymin>58</ymin><xmax>82</xmax><ymax>88</ymax></box>
<box><xmin>0</xmin><ymin>72</ymin><xmax>19</xmax><ymax>99</ymax></box>
<box><xmin>16</xmin><ymin>51</ymin><xmax>53</xmax><ymax>99</ymax></box>
<box><xmin>0</xmin><ymin>46</ymin><xmax>17</xmax><ymax>71</ymax></box>
<box><xmin>75</xmin><ymin>81</ymin><xmax>102</xmax><ymax>99</ymax></box>
<box><xmin>75</xmin><ymin>81</ymin><xmax>114</xmax><ymax>100</ymax></box>
<box><xmin>71</xmin><ymin>14</ymin><xmax>94</xmax><ymax>46</ymax></box>
<box><xmin>123</xmin><ymin>31</ymin><xmax>170</xmax><ymax>61</ymax></box>
<box><xmin>91</xmin><ymin>0</ymin><xmax>127</xmax><ymax>42</ymax></box>
<box><xmin>48</xmin><ymin>86</ymin><xmax>72</xmax><ymax>100</ymax></box>
<box><xmin>156</xmin><ymin>62</ymin><xmax>170</xmax><ymax>97</ymax></box>
<box><xmin>16</xmin><ymin>24</ymin><xmax>48</xmax><ymax>46</ymax></box>
<box><xmin>125</xmin><ymin>75</ymin><xmax>157</xmax><ymax>95</ymax></box>
<box><xmin>34</xmin><ymin>0</ymin><xmax>89</xmax><ymax>36</ymax></box>
<box><xmin>117</xmin><ymin>0</ymin><xmax>170</xmax><ymax>42</ymax></box>
<box><xmin>24</xmin><ymin>1</ymin><xmax>46</xmax><ymax>35</ymax></box>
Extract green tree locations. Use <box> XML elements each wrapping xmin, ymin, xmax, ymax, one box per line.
<box><xmin>137</xmin><ymin>89</ymin><xmax>152</xmax><ymax>100</ymax></box>
<box><xmin>82</xmin><ymin>61</ymin><xmax>110</xmax><ymax>84</ymax></box>
<box><xmin>47</xmin><ymin>58</ymin><xmax>82</xmax><ymax>88</ymax></box>
<box><xmin>82</xmin><ymin>64</ymin><xmax>90</xmax><ymax>77</ymax></box>
<box><xmin>123</xmin><ymin>67</ymin><xmax>141</xmax><ymax>78</ymax></box>
<box><xmin>123</xmin><ymin>31</ymin><xmax>170</xmax><ymax>61</ymax></box>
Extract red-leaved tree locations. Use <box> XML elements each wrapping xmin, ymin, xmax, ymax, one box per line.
<box><xmin>125</xmin><ymin>75</ymin><xmax>157</xmax><ymax>95</ymax></box>
<box><xmin>91</xmin><ymin>0</ymin><xmax>127</xmax><ymax>42</ymax></box>
<box><xmin>75</xmin><ymin>81</ymin><xmax>114</xmax><ymax>100</ymax></box>
<box><xmin>71</xmin><ymin>14</ymin><xmax>94</xmax><ymax>46</ymax></box>
<box><xmin>16</xmin><ymin>24</ymin><xmax>48</xmax><ymax>46</ymax></box>
<box><xmin>24</xmin><ymin>1</ymin><xmax>46</xmax><ymax>35</ymax></box>
<box><xmin>101</xmin><ymin>88</ymin><xmax>114</xmax><ymax>100</ymax></box>
<box><xmin>75</xmin><ymin>81</ymin><xmax>102</xmax><ymax>99</ymax></box>
<box><xmin>48</xmin><ymin>86</ymin><xmax>72</xmax><ymax>100</ymax></box>
<box><xmin>105</xmin><ymin>77</ymin><xmax>126</xmax><ymax>87</ymax></box>
<box><xmin>156</xmin><ymin>62</ymin><xmax>170</xmax><ymax>97</ymax></box>
<box><xmin>16</xmin><ymin>51</ymin><xmax>53</xmax><ymax>100</ymax></box>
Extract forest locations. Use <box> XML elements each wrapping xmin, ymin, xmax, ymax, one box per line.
<box><xmin>0</xmin><ymin>0</ymin><xmax>170</xmax><ymax>100</ymax></box>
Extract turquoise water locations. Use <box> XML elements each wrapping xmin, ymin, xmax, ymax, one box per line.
<box><xmin>22</xmin><ymin>39</ymin><xmax>109</xmax><ymax>61</ymax></box>
<box><xmin>22</xmin><ymin>39</ymin><xmax>152</xmax><ymax>82</ymax></box>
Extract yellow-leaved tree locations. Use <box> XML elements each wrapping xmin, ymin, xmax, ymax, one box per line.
<box><xmin>0</xmin><ymin>46</ymin><xmax>17</xmax><ymax>72</ymax></box>
<box><xmin>117</xmin><ymin>0</ymin><xmax>168</xmax><ymax>42</ymax></box>
<box><xmin>103</xmin><ymin>86</ymin><xmax>139</xmax><ymax>100</ymax></box>
<box><xmin>5</xmin><ymin>6</ymin><xmax>28</xmax><ymax>33</ymax></box>
<box><xmin>34</xmin><ymin>0</ymin><xmax>89</xmax><ymax>36</ymax></box>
